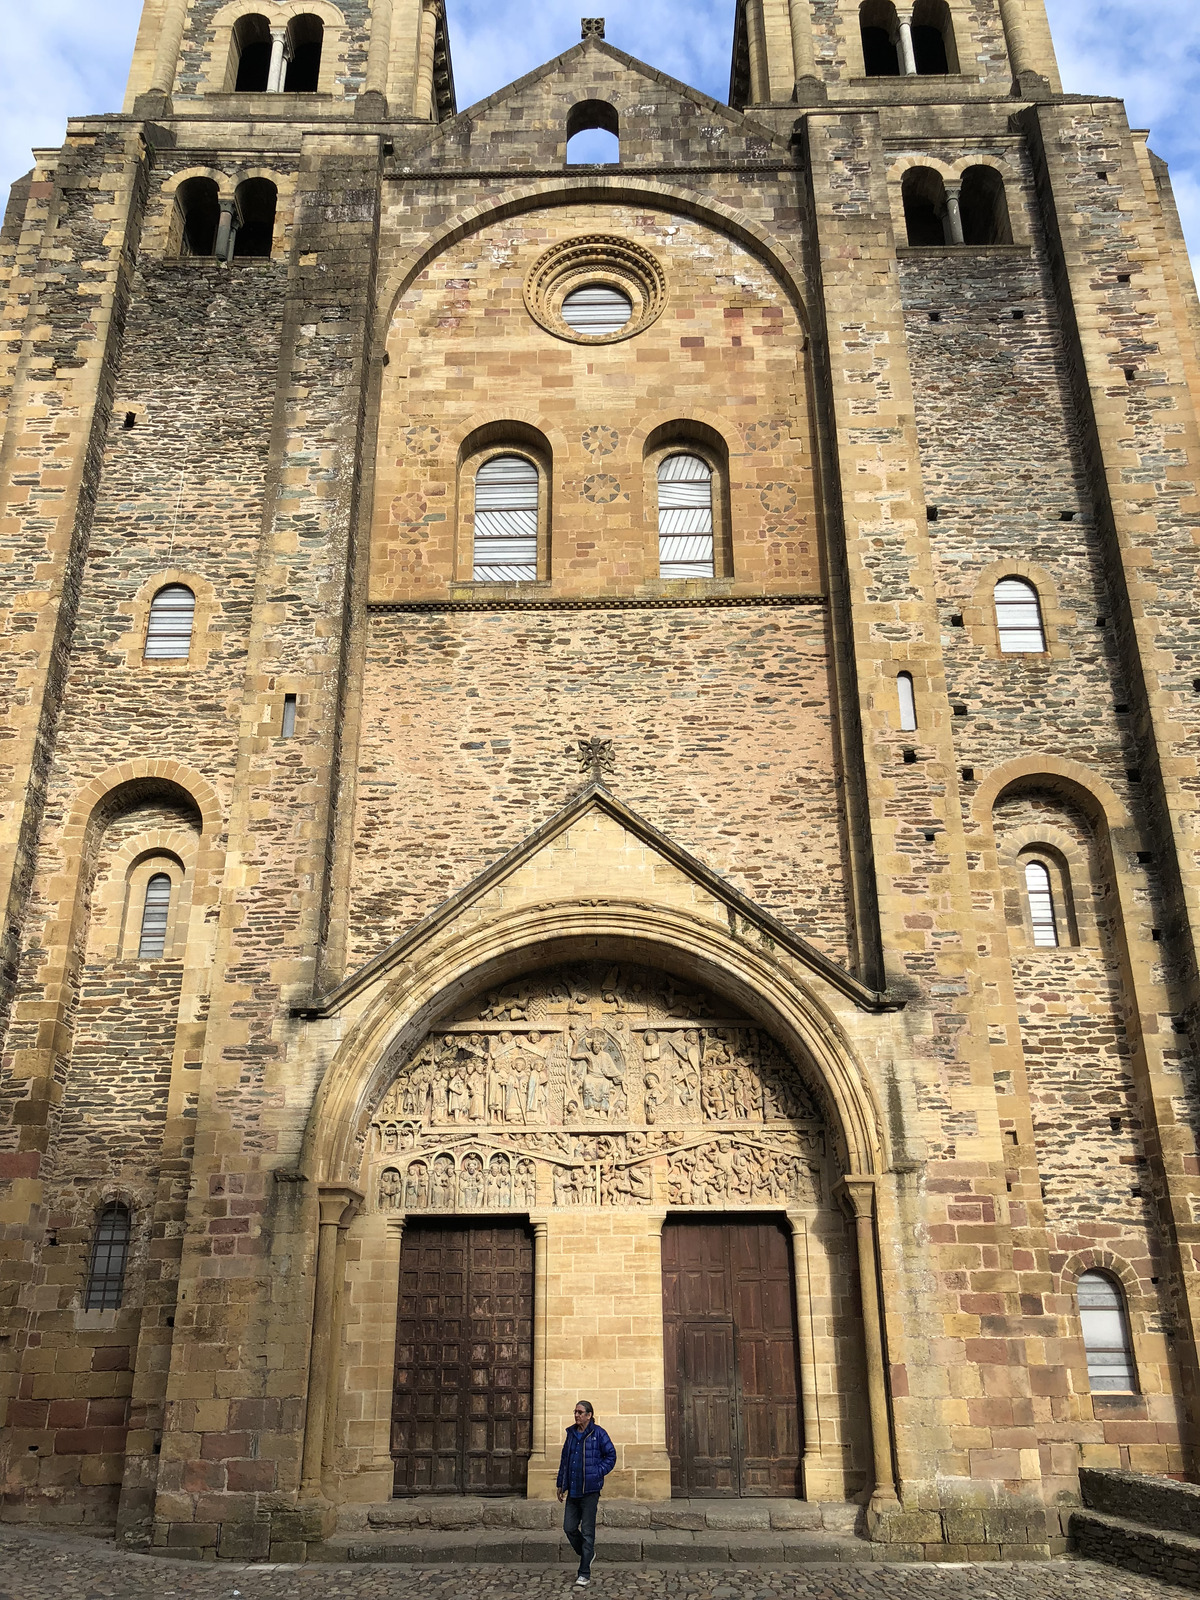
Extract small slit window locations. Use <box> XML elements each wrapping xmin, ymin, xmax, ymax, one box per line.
<box><xmin>1024</xmin><ymin>860</ymin><xmax>1059</xmax><ymax>948</ymax></box>
<box><xmin>144</xmin><ymin>585</ymin><xmax>196</xmax><ymax>660</ymax></box>
<box><xmin>897</xmin><ymin>672</ymin><xmax>917</xmax><ymax>731</ymax></box>
<box><xmin>995</xmin><ymin>577</ymin><xmax>1046</xmax><ymax>653</ymax></box>
<box><xmin>84</xmin><ymin>1203</ymin><xmax>131</xmax><ymax>1311</ymax></box>
<box><xmin>658</xmin><ymin>454</ymin><xmax>714</xmax><ymax>579</ymax></box>
<box><xmin>561</xmin><ymin>286</ymin><xmax>632</xmax><ymax>335</ymax></box>
<box><xmin>1079</xmin><ymin>1271</ymin><xmax>1137</xmax><ymax>1393</ymax></box>
<box><xmin>138</xmin><ymin>874</ymin><xmax>173</xmax><ymax>960</ymax></box>
<box><xmin>473</xmin><ymin>456</ymin><xmax>539</xmax><ymax>582</ymax></box>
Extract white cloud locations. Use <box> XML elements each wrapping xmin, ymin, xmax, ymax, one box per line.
<box><xmin>0</xmin><ymin>0</ymin><xmax>142</xmax><ymax>197</ymax></box>
<box><xmin>1045</xmin><ymin>0</ymin><xmax>1200</xmax><ymax>277</ymax></box>
<box><xmin>2</xmin><ymin>0</ymin><xmax>1195</xmax><ymax>277</ymax></box>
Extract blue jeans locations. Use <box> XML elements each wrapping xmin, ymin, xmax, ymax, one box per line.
<box><xmin>563</xmin><ymin>1491</ymin><xmax>600</xmax><ymax>1577</ymax></box>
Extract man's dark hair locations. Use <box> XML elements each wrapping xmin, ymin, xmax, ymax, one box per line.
<box><xmin>576</xmin><ymin>1400</ymin><xmax>595</xmax><ymax>1416</ymax></box>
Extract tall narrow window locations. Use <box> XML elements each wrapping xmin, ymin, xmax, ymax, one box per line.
<box><xmin>85</xmin><ymin>1203</ymin><xmax>131</xmax><ymax>1311</ymax></box>
<box><xmin>232</xmin><ymin>14</ymin><xmax>272</xmax><ymax>90</ymax></box>
<box><xmin>1024</xmin><ymin>860</ymin><xmax>1058</xmax><ymax>947</ymax></box>
<box><xmin>658</xmin><ymin>454</ymin><xmax>714</xmax><ymax>579</ymax></box>
<box><xmin>1078</xmin><ymin>1271</ymin><xmax>1137</xmax><ymax>1393</ymax></box>
<box><xmin>473</xmin><ymin>456</ymin><xmax>539</xmax><ymax>582</ymax></box>
<box><xmin>860</xmin><ymin>1</ymin><xmax>901</xmax><ymax>74</ymax></box>
<box><xmin>144</xmin><ymin>585</ymin><xmax>196</xmax><ymax>660</ymax></box>
<box><xmin>285</xmin><ymin>16</ymin><xmax>324</xmax><ymax>91</ymax></box>
<box><xmin>994</xmin><ymin>577</ymin><xmax>1046</xmax><ymax>653</ymax></box>
<box><xmin>138</xmin><ymin>874</ymin><xmax>173</xmax><ymax>959</ymax></box>
<box><xmin>897</xmin><ymin>672</ymin><xmax>917</xmax><ymax>731</ymax></box>
<box><xmin>171</xmin><ymin>178</ymin><xmax>221</xmax><ymax>257</ymax></box>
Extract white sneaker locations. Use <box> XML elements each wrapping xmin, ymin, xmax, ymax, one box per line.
<box><xmin>575</xmin><ymin>1578</ymin><xmax>590</xmax><ymax>1588</ymax></box>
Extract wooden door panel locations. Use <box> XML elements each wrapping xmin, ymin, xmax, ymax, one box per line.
<box><xmin>393</xmin><ymin>1222</ymin><xmax>532</xmax><ymax>1495</ymax></box>
<box><xmin>663</xmin><ymin>1218</ymin><xmax>803</xmax><ymax>1498</ymax></box>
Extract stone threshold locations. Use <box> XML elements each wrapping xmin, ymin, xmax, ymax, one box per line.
<box><xmin>341</xmin><ymin>1497</ymin><xmax>864</xmax><ymax>1535</ymax></box>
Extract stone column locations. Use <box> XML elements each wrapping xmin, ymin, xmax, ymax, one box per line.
<box><xmin>412</xmin><ymin>0</ymin><xmax>440</xmax><ymax>118</ymax></box>
<box><xmin>842</xmin><ymin>1178</ymin><xmax>897</xmax><ymax>1507</ymax></box>
<box><xmin>360</xmin><ymin>0</ymin><xmax>395</xmax><ymax>114</ymax></box>
<box><xmin>214</xmin><ymin>199</ymin><xmax>236</xmax><ymax>262</ymax></box>
<box><xmin>897</xmin><ymin>21</ymin><xmax>918</xmax><ymax>76</ymax></box>
<box><xmin>998</xmin><ymin>0</ymin><xmax>1058</xmax><ymax>92</ymax></box>
<box><xmin>788</xmin><ymin>0</ymin><xmax>824</xmax><ymax>102</ymax></box>
<box><xmin>148</xmin><ymin>0</ymin><xmax>188</xmax><ymax>98</ymax></box>
<box><xmin>321</xmin><ymin>1206</ymin><xmax>357</xmax><ymax>1477</ymax></box>
<box><xmin>786</xmin><ymin>1212</ymin><xmax>821</xmax><ymax>1485</ymax></box>
<box><xmin>529</xmin><ymin>1220</ymin><xmax>550</xmax><ymax>1483</ymax></box>
<box><xmin>301</xmin><ymin>1186</ymin><xmax>360</xmax><ymax>1498</ymax></box>
<box><xmin>944</xmin><ymin>185</ymin><xmax>965</xmax><ymax>245</ymax></box>
<box><xmin>744</xmin><ymin>0</ymin><xmax>770</xmax><ymax>104</ymax></box>
<box><xmin>370</xmin><ymin>1216</ymin><xmax>406</xmax><ymax>1472</ymax></box>
<box><xmin>267</xmin><ymin>27</ymin><xmax>288</xmax><ymax>93</ymax></box>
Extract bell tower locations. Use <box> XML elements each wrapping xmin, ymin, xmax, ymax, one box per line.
<box><xmin>730</xmin><ymin>0</ymin><xmax>1060</xmax><ymax>106</ymax></box>
<box><xmin>123</xmin><ymin>0</ymin><xmax>455</xmax><ymax>121</ymax></box>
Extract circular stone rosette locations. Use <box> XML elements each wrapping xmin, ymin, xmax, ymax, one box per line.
<box><xmin>524</xmin><ymin>235</ymin><xmax>668</xmax><ymax>345</ymax></box>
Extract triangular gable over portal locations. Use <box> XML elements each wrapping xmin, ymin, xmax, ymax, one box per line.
<box><xmin>394</xmin><ymin>34</ymin><xmax>792</xmax><ymax>170</ymax></box>
<box><xmin>297</xmin><ymin>785</ymin><xmax>900</xmax><ymax>1019</ymax></box>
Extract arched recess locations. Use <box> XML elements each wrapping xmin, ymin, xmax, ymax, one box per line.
<box><xmin>300</xmin><ymin>902</ymin><xmax>886</xmax><ymax>1186</ymax></box>
<box><xmin>373</xmin><ymin>179</ymin><xmax>813</xmax><ymax>352</ymax></box>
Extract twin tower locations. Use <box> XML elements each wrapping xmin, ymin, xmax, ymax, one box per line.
<box><xmin>2</xmin><ymin>0</ymin><xmax>1200</xmax><ymax>1573</ymax></box>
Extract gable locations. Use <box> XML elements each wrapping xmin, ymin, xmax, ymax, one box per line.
<box><xmin>304</xmin><ymin>786</ymin><xmax>897</xmax><ymax>1018</ymax></box>
<box><xmin>394</xmin><ymin>36</ymin><xmax>792</xmax><ymax>171</ymax></box>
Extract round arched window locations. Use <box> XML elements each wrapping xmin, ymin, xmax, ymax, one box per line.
<box><xmin>561</xmin><ymin>285</ymin><xmax>633</xmax><ymax>335</ymax></box>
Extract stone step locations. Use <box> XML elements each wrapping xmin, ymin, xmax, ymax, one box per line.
<box><xmin>338</xmin><ymin>1497</ymin><xmax>863</xmax><ymax>1538</ymax></box>
<box><xmin>1070</xmin><ymin>1509</ymin><xmax>1200</xmax><ymax>1594</ymax></box>
<box><xmin>311</xmin><ymin>1526</ymin><xmax>880</xmax><ymax>1565</ymax></box>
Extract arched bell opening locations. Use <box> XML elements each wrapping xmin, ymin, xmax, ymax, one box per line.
<box><xmin>308</xmin><ymin>936</ymin><xmax>885</xmax><ymax>1508</ymax></box>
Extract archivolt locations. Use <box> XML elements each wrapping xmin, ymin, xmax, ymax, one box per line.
<box><xmin>300</xmin><ymin>898</ymin><xmax>885</xmax><ymax>1185</ymax></box>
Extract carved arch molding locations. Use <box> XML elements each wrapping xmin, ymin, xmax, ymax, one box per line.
<box><xmin>365</xmin><ymin>961</ymin><xmax>837</xmax><ymax>1215</ymax></box>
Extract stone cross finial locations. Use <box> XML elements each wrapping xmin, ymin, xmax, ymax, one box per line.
<box><xmin>581</xmin><ymin>17</ymin><xmax>605</xmax><ymax>38</ymax></box>
<box><xmin>572</xmin><ymin>736</ymin><xmax>615</xmax><ymax>783</ymax></box>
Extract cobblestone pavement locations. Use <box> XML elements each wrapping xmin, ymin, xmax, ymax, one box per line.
<box><xmin>0</xmin><ymin>1528</ymin><xmax>1192</xmax><ymax>1600</ymax></box>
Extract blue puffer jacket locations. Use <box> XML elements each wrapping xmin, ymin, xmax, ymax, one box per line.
<box><xmin>556</xmin><ymin>1421</ymin><xmax>617</xmax><ymax>1496</ymax></box>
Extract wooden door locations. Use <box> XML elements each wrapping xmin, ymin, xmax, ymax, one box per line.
<box><xmin>662</xmin><ymin>1219</ymin><xmax>802</xmax><ymax>1497</ymax></box>
<box><xmin>392</xmin><ymin>1222</ymin><xmax>533</xmax><ymax>1495</ymax></box>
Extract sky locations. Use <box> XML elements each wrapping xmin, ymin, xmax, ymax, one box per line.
<box><xmin>0</xmin><ymin>0</ymin><xmax>1197</xmax><ymax>274</ymax></box>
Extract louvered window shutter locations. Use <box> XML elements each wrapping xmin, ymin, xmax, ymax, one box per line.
<box><xmin>144</xmin><ymin>585</ymin><xmax>196</xmax><ymax>659</ymax></box>
<box><xmin>1078</xmin><ymin>1272</ymin><xmax>1136</xmax><ymax>1393</ymax></box>
<box><xmin>561</xmin><ymin>286</ymin><xmax>632</xmax><ymax>335</ymax></box>
<box><xmin>473</xmin><ymin>456</ymin><xmax>539</xmax><ymax>582</ymax></box>
<box><xmin>1024</xmin><ymin>860</ymin><xmax>1059</xmax><ymax>947</ymax></box>
<box><xmin>138</xmin><ymin>873</ymin><xmax>173</xmax><ymax>959</ymax></box>
<box><xmin>994</xmin><ymin>578</ymin><xmax>1046</xmax><ymax>653</ymax></box>
<box><xmin>658</xmin><ymin>454</ymin><xmax>714</xmax><ymax>579</ymax></box>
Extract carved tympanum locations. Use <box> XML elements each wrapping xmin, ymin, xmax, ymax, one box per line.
<box><xmin>369</xmin><ymin>962</ymin><xmax>825</xmax><ymax>1212</ymax></box>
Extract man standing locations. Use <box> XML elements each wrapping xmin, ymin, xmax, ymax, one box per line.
<box><xmin>556</xmin><ymin>1400</ymin><xmax>616</xmax><ymax>1587</ymax></box>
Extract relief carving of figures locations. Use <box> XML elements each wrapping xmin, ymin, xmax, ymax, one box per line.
<box><xmin>367</xmin><ymin>961</ymin><xmax>829</xmax><ymax>1213</ymax></box>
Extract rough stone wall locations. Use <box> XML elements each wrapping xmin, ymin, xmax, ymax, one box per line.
<box><xmin>352</xmin><ymin>604</ymin><xmax>853</xmax><ymax>965</ymax></box>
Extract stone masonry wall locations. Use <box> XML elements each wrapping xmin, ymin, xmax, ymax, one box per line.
<box><xmin>352</xmin><ymin>603</ymin><xmax>853</xmax><ymax>967</ymax></box>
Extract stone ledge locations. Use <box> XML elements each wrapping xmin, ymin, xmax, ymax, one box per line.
<box><xmin>1079</xmin><ymin>1467</ymin><xmax>1200</xmax><ymax>1540</ymax></box>
<box><xmin>352</xmin><ymin>1498</ymin><xmax>861</xmax><ymax>1536</ymax></box>
<box><xmin>311</xmin><ymin>1527</ymin><xmax>878</xmax><ymax>1564</ymax></box>
<box><xmin>1071</xmin><ymin>1509</ymin><xmax>1200</xmax><ymax>1593</ymax></box>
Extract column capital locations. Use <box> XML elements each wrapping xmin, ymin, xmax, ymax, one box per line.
<box><xmin>316</xmin><ymin>1183</ymin><xmax>363</xmax><ymax>1228</ymax></box>
<box><xmin>838</xmin><ymin>1174</ymin><xmax>878</xmax><ymax>1219</ymax></box>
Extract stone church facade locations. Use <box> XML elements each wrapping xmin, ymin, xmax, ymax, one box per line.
<box><xmin>1</xmin><ymin>0</ymin><xmax>1198</xmax><ymax>1565</ymax></box>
